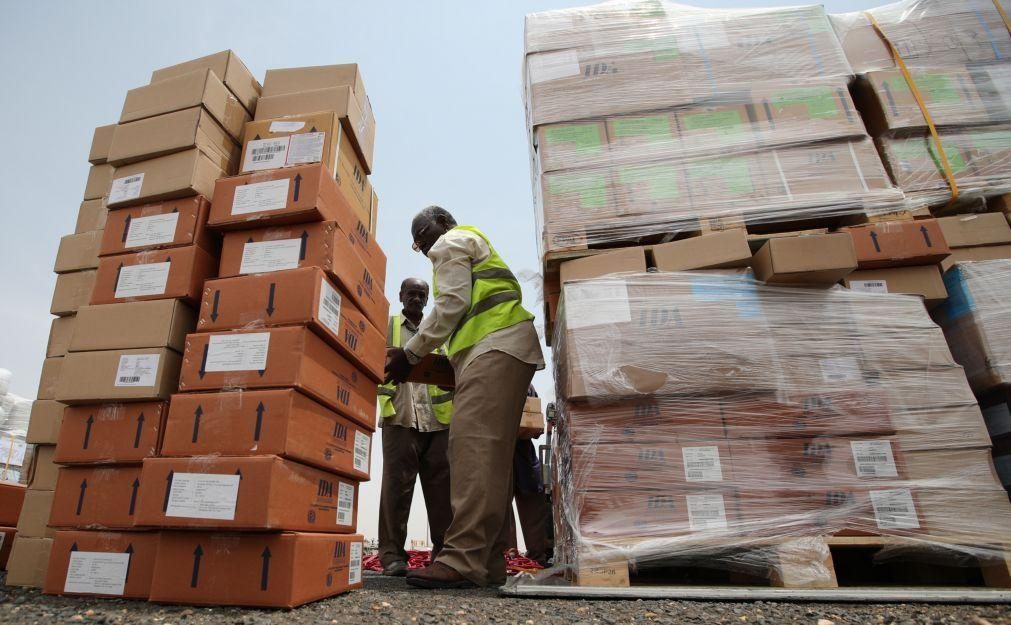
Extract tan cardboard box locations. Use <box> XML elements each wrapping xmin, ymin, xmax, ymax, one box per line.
<box><xmin>120</xmin><ymin>68</ymin><xmax>249</xmax><ymax>141</ymax></box>
<box><xmin>37</xmin><ymin>358</ymin><xmax>63</xmax><ymax>401</ymax></box>
<box><xmin>27</xmin><ymin>446</ymin><xmax>59</xmax><ymax>492</ymax></box>
<box><xmin>653</xmin><ymin>230</ymin><xmax>752</xmax><ymax>272</ymax></box>
<box><xmin>752</xmin><ymin>233</ymin><xmax>857</xmax><ymax>285</ymax></box>
<box><xmin>55</xmin><ymin>348</ymin><xmax>182</xmax><ymax>404</ymax></box>
<box><xmin>4</xmin><ymin>536</ymin><xmax>53</xmax><ymax>587</ymax></box>
<box><xmin>15</xmin><ymin>490</ymin><xmax>55</xmax><ymax>537</ymax></box>
<box><xmin>84</xmin><ymin>164</ymin><xmax>114</xmax><ymax>201</ymax></box>
<box><xmin>559</xmin><ymin>246</ymin><xmax>647</xmax><ymax>285</ymax></box>
<box><xmin>940</xmin><ymin>244</ymin><xmax>1011</xmax><ymax>272</ymax></box>
<box><xmin>70</xmin><ymin>300</ymin><xmax>195</xmax><ymax>353</ymax></box>
<box><xmin>50</xmin><ymin>270</ymin><xmax>97</xmax><ymax>317</ymax></box>
<box><xmin>253</xmin><ymin>86</ymin><xmax>374</xmax><ymax>174</ymax></box>
<box><xmin>107</xmin><ymin>148</ymin><xmax>225</xmax><ymax>209</ymax></box>
<box><xmin>937</xmin><ymin>213</ymin><xmax>1011</xmax><ymax>248</ymax></box>
<box><xmin>46</xmin><ymin>316</ymin><xmax>76</xmax><ymax>358</ymax></box>
<box><xmin>25</xmin><ymin>401</ymin><xmax>65</xmax><ymax>445</ymax></box>
<box><xmin>107</xmin><ymin>106</ymin><xmax>239</xmax><ymax>170</ymax></box>
<box><xmin>844</xmin><ymin>265</ymin><xmax>948</xmax><ymax>307</ymax></box>
<box><xmin>535</xmin><ymin>121</ymin><xmax>609</xmax><ymax>173</ymax></box>
<box><xmin>88</xmin><ymin>124</ymin><xmax>116</xmax><ymax>165</ymax></box>
<box><xmin>100</xmin><ymin>196</ymin><xmax>216</xmax><ymax>256</ymax></box>
<box><xmin>369</xmin><ymin>188</ymin><xmax>379</xmax><ymax>235</ymax></box>
<box><xmin>53</xmin><ymin>231</ymin><xmax>102</xmax><ymax>274</ymax></box>
<box><xmin>262</xmin><ymin>64</ymin><xmax>371</xmax><ymax>124</ymax></box>
<box><xmin>90</xmin><ymin>245</ymin><xmax>217</xmax><ymax>307</ymax></box>
<box><xmin>75</xmin><ymin>199</ymin><xmax>108</xmax><ymax>234</ymax></box>
<box><xmin>151</xmin><ymin>50</ymin><xmax>261</xmax><ymax>115</ymax></box>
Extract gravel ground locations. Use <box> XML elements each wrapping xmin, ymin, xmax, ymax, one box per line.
<box><xmin>2</xmin><ymin>572</ymin><xmax>1010</xmax><ymax>625</ymax></box>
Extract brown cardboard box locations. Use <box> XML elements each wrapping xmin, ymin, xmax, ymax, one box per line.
<box><xmin>558</xmin><ymin>246</ymin><xmax>647</xmax><ymax>285</ymax></box>
<box><xmin>940</xmin><ymin>244</ymin><xmax>1011</xmax><ymax>272</ymax></box>
<box><xmin>107</xmin><ymin>107</ymin><xmax>238</xmax><ymax>170</ymax></box>
<box><xmin>905</xmin><ymin>448</ymin><xmax>1003</xmax><ymax>488</ymax></box>
<box><xmin>262</xmin><ymin>64</ymin><xmax>371</xmax><ymax>124</ymax></box>
<box><xmin>208</xmin><ymin>164</ymin><xmax>386</xmax><ymax>285</ymax></box>
<box><xmin>135</xmin><ymin>456</ymin><xmax>359</xmax><ymax>532</ymax></box>
<box><xmin>0</xmin><ymin>482</ymin><xmax>26</xmax><ymax>525</ymax></box>
<box><xmin>90</xmin><ymin>245</ymin><xmax>217</xmax><ymax>306</ymax></box>
<box><xmin>55</xmin><ymin>348</ymin><xmax>182</xmax><ymax>404</ymax></box>
<box><xmin>37</xmin><ymin>358</ymin><xmax>63</xmax><ymax>400</ymax></box>
<box><xmin>843</xmin><ymin>265</ymin><xmax>948</xmax><ymax>307</ymax></box>
<box><xmin>937</xmin><ymin>213</ymin><xmax>1011</xmax><ymax>248</ymax></box>
<box><xmin>54</xmin><ymin>402</ymin><xmax>166</xmax><ymax>465</ymax></box>
<box><xmin>839</xmin><ymin>220</ymin><xmax>950</xmax><ymax>269</ymax></box>
<box><xmin>76</xmin><ymin>199</ymin><xmax>108</xmax><ymax>234</ymax></box>
<box><xmin>0</xmin><ymin>526</ymin><xmax>14</xmax><ymax>570</ymax></box>
<box><xmin>573</xmin><ymin>440</ymin><xmax>734</xmax><ymax>491</ymax></box>
<box><xmin>369</xmin><ymin>188</ymin><xmax>379</xmax><ymax>235</ymax></box>
<box><xmin>253</xmin><ymin>87</ymin><xmax>374</xmax><ymax>174</ymax></box>
<box><xmin>162</xmin><ymin>389</ymin><xmax>372</xmax><ymax>477</ymax></box>
<box><xmin>149</xmin><ymin>531</ymin><xmax>363</xmax><ymax>608</ymax></box>
<box><xmin>100</xmin><ymin>196</ymin><xmax>216</xmax><ymax>256</ymax></box>
<box><xmin>54</xmin><ymin>231</ymin><xmax>102</xmax><ymax>274</ymax></box>
<box><xmin>26</xmin><ymin>401</ymin><xmax>66</xmax><ymax>445</ymax></box>
<box><xmin>44</xmin><ymin>530</ymin><xmax>159</xmax><ymax>599</ymax></box>
<box><xmin>49</xmin><ymin>466</ymin><xmax>145</xmax><ymax>529</ymax></box>
<box><xmin>4</xmin><ymin>536</ymin><xmax>53</xmax><ymax>587</ymax></box>
<box><xmin>239</xmin><ymin>114</ymin><xmax>372</xmax><ymax>226</ymax></box>
<box><xmin>84</xmin><ymin>165</ymin><xmax>113</xmax><ymax>201</ymax></box>
<box><xmin>28</xmin><ymin>446</ymin><xmax>59</xmax><ymax>491</ymax></box>
<box><xmin>178</xmin><ymin>327</ymin><xmax>376</xmax><ymax>427</ymax></box>
<box><xmin>151</xmin><ymin>50</ymin><xmax>261</xmax><ymax>116</ymax></box>
<box><xmin>198</xmin><ymin>268</ymin><xmax>384</xmax><ymax>382</ymax></box>
<box><xmin>16</xmin><ymin>490</ymin><xmax>54</xmax><ymax>537</ymax></box>
<box><xmin>51</xmin><ymin>271</ymin><xmax>97</xmax><ymax>317</ymax></box>
<box><xmin>218</xmin><ymin>222</ymin><xmax>388</xmax><ymax>330</ymax></box>
<box><xmin>402</xmin><ymin>354</ymin><xmax>455</xmax><ymax>388</ymax></box>
<box><xmin>120</xmin><ymin>68</ymin><xmax>249</xmax><ymax>142</ymax></box>
<box><xmin>728</xmin><ymin>437</ymin><xmax>907</xmax><ymax>486</ymax></box>
<box><xmin>653</xmin><ymin>230</ymin><xmax>752</xmax><ymax>271</ymax></box>
<box><xmin>752</xmin><ymin>234</ymin><xmax>857</xmax><ymax>285</ymax></box>
<box><xmin>107</xmin><ymin>148</ymin><xmax>225</xmax><ymax>209</ymax></box>
<box><xmin>88</xmin><ymin>125</ymin><xmax>116</xmax><ymax>165</ymax></box>
<box><xmin>46</xmin><ymin>316</ymin><xmax>76</xmax><ymax>358</ymax></box>
<box><xmin>70</xmin><ymin>301</ymin><xmax>195</xmax><ymax>353</ymax></box>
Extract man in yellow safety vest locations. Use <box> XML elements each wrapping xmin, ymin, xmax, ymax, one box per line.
<box><xmin>386</xmin><ymin>206</ymin><xmax>545</xmax><ymax>589</ymax></box>
<box><xmin>376</xmin><ymin>278</ymin><xmax>454</xmax><ymax>577</ymax></box>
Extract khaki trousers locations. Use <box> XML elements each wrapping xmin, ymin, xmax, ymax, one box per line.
<box><xmin>436</xmin><ymin>350</ymin><xmax>536</xmax><ymax>586</ymax></box>
<box><xmin>378</xmin><ymin>425</ymin><xmax>452</xmax><ymax>567</ymax></box>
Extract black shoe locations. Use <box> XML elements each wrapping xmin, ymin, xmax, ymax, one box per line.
<box><xmin>382</xmin><ymin>560</ymin><xmax>408</xmax><ymax>577</ymax></box>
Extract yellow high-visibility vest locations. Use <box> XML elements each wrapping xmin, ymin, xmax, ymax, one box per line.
<box><xmin>377</xmin><ymin>315</ymin><xmax>453</xmax><ymax>425</ymax></box>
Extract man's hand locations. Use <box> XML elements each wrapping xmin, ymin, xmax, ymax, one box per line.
<box><xmin>385</xmin><ymin>347</ymin><xmax>414</xmax><ymax>384</ymax></box>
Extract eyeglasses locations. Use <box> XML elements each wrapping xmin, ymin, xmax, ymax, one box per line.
<box><xmin>412</xmin><ymin>225</ymin><xmax>430</xmax><ymax>253</ymax></box>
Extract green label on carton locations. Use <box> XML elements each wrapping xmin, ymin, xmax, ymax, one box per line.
<box><xmin>618</xmin><ymin>164</ymin><xmax>681</xmax><ymax>201</ymax></box>
<box><xmin>688</xmin><ymin>158</ymin><xmax>753</xmax><ymax>195</ymax></box>
<box><xmin>543</xmin><ymin>124</ymin><xmax>604</xmax><ymax>154</ymax></box>
<box><xmin>770</xmin><ymin>87</ymin><xmax>839</xmax><ymax>119</ymax></box>
<box><xmin>622</xmin><ymin>34</ymin><xmax>681</xmax><ymax>61</ymax></box>
<box><xmin>682</xmin><ymin>110</ymin><xmax>745</xmax><ymax>136</ymax></box>
<box><xmin>611</xmin><ymin>116</ymin><xmax>673</xmax><ymax>143</ymax></box>
<box><xmin>891</xmin><ymin>139</ymin><xmax>967</xmax><ymax>175</ymax></box>
<box><xmin>970</xmin><ymin>129</ymin><xmax>1011</xmax><ymax>155</ymax></box>
<box><xmin>887</xmin><ymin>73</ymin><xmax>961</xmax><ymax>105</ymax></box>
<box><xmin>547</xmin><ymin>173</ymin><xmax>608</xmax><ymax>209</ymax></box>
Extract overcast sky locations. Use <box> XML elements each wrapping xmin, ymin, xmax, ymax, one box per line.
<box><xmin>1</xmin><ymin>0</ymin><xmax>872</xmax><ymax>545</ymax></box>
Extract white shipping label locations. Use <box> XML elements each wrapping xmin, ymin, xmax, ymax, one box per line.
<box><xmin>64</xmin><ymin>552</ymin><xmax>131</xmax><ymax>595</ymax></box>
<box><xmin>682</xmin><ymin>446</ymin><xmax>724</xmax><ymax>482</ymax></box>
<box><xmin>205</xmin><ymin>333</ymin><xmax>271</xmax><ymax>373</ymax></box>
<box><xmin>820</xmin><ymin>356</ymin><xmax>862</xmax><ymax>383</ymax></box>
<box><xmin>115</xmin><ymin>262</ymin><xmax>171</xmax><ymax>298</ymax></box>
<box><xmin>269</xmin><ymin>121</ymin><xmax>306</xmax><ymax>133</ymax></box>
<box><xmin>285</xmin><ymin>132</ymin><xmax>326</xmax><ymax>165</ymax></box>
<box><xmin>124</xmin><ymin>212</ymin><xmax>179</xmax><ymax>248</ymax></box>
<box><xmin>0</xmin><ymin>467</ymin><xmax>22</xmax><ymax>484</ymax></box>
<box><xmin>231</xmin><ymin>179</ymin><xmax>291</xmax><ymax>215</ymax></box>
<box><xmin>849</xmin><ymin>280</ymin><xmax>889</xmax><ymax>294</ymax></box>
<box><xmin>348</xmin><ymin>542</ymin><xmax>362</xmax><ymax>585</ymax></box>
<box><xmin>243</xmin><ymin>137</ymin><xmax>290</xmax><ymax>172</ymax></box>
<box><xmin>565</xmin><ymin>280</ymin><xmax>631</xmax><ymax>330</ymax></box>
<box><xmin>318</xmin><ymin>278</ymin><xmax>343</xmax><ymax>335</ymax></box>
<box><xmin>114</xmin><ymin>354</ymin><xmax>160</xmax><ymax>388</ymax></box>
<box><xmin>686</xmin><ymin>493</ymin><xmax>728</xmax><ymax>531</ymax></box>
<box><xmin>0</xmin><ymin>435</ymin><xmax>27</xmax><ymax>467</ymax></box>
<box><xmin>850</xmin><ymin>440</ymin><xmax>898</xmax><ymax>478</ymax></box>
<box><xmin>108</xmin><ymin>173</ymin><xmax>144</xmax><ymax>204</ymax></box>
<box><xmin>353</xmin><ymin>431</ymin><xmax>370</xmax><ymax>474</ymax></box>
<box><xmin>870</xmin><ymin>488</ymin><xmax>920</xmax><ymax>530</ymax></box>
<box><xmin>337</xmin><ymin>482</ymin><xmax>355</xmax><ymax>526</ymax></box>
<box><xmin>165</xmin><ymin>473</ymin><xmax>240</xmax><ymax>520</ymax></box>
<box><xmin>240</xmin><ymin>239</ymin><xmax>303</xmax><ymax>274</ymax></box>
<box><xmin>528</xmin><ymin>49</ymin><xmax>580</xmax><ymax>84</ymax></box>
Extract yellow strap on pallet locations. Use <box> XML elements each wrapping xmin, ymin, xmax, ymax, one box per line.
<box><xmin>864</xmin><ymin>11</ymin><xmax>960</xmax><ymax>205</ymax></box>
<box><xmin>993</xmin><ymin>0</ymin><xmax>1011</xmax><ymax>33</ymax></box>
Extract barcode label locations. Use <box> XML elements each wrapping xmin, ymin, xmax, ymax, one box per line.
<box><xmin>318</xmin><ymin>278</ymin><xmax>343</xmax><ymax>335</ymax></box>
<box><xmin>682</xmin><ymin>446</ymin><xmax>724</xmax><ymax>482</ymax></box>
<box><xmin>850</xmin><ymin>440</ymin><xmax>898</xmax><ymax>478</ymax></box>
<box><xmin>850</xmin><ymin>280</ymin><xmax>889</xmax><ymax>294</ymax></box>
<box><xmin>108</xmin><ymin>173</ymin><xmax>144</xmax><ymax>204</ymax></box>
<box><xmin>686</xmin><ymin>493</ymin><xmax>728</xmax><ymax>531</ymax></box>
<box><xmin>348</xmin><ymin>542</ymin><xmax>362</xmax><ymax>585</ymax></box>
<box><xmin>114</xmin><ymin>354</ymin><xmax>160</xmax><ymax>388</ymax></box>
<box><xmin>353</xmin><ymin>431</ymin><xmax>370</xmax><ymax>474</ymax></box>
<box><xmin>243</xmin><ymin>138</ymin><xmax>289</xmax><ymax>171</ymax></box>
<box><xmin>337</xmin><ymin>482</ymin><xmax>355</xmax><ymax>526</ymax></box>
<box><xmin>870</xmin><ymin>489</ymin><xmax>920</xmax><ymax>529</ymax></box>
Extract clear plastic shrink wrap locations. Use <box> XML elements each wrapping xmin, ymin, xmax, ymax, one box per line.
<box><xmin>539</xmin><ymin>271</ymin><xmax>1011</xmax><ymax>586</ymax></box>
<box><xmin>524</xmin><ymin>1</ymin><xmax>907</xmax><ymax>258</ymax></box>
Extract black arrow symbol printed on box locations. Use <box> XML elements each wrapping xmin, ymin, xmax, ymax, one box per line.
<box><xmin>76</xmin><ymin>479</ymin><xmax>87</xmax><ymax>515</ymax></box>
<box><xmin>129</xmin><ymin>478</ymin><xmax>140</xmax><ymax>515</ymax></box>
<box><xmin>254</xmin><ymin>134</ymin><xmax>261</xmax><ymax>140</ymax></box>
<box><xmin>210</xmin><ymin>290</ymin><xmax>220</xmax><ymax>322</ymax></box>
<box><xmin>162</xmin><ymin>470</ymin><xmax>174</xmax><ymax>512</ymax></box>
<box><xmin>83</xmin><ymin>414</ymin><xmax>94</xmax><ymax>449</ymax></box>
<box><xmin>190</xmin><ymin>545</ymin><xmax>203</xmax><ymax>588</ymax></box>
<box><xmin>121</xmin><ymin>215</ymin><xmax>132</xmax><ymax>243</ymax></box>
<box><xmin>114</xmin><ymin>263</ymin><xmax>124</xmax><ymax>292</ymax></box>
<box><xmin>920</xmin><ymin>225</ymin><xmax>933</xmax><ymax>247</ymax></box>
<box><xmin>192</xmin><ymin>405</ymin><xmax>203</xmax><ymax>443</ymax></box>
<box><xmin>869</xmin><ymin>231</ymin><xmax>881</xmax><ymax>253</ymax></box>
<box><xmin>124</xmin><ymin>544</ymin><xmax>134</xmax><ymax>583</ymax></box>
<box><xmin>133</xmin><ymin>412</ymin><xmax>145</xmax><ymax>448</ymax></box>
<box><xmin>70</xmin><ymin>542</ymin><xmax>78</xmax><ymax>553</ymax></box>
<box><xmin>293</xmin><ymin>174</ymin><xmax>302</xmax><ymax>202</ymax></box>
<box><xmin>266</xmin><ymin>283</ymin><xmax>276</xmax><ymax>316</ymax></box>
<box><xmin>309</xmin><ymin>126</ymin><xmax>317</xmax><ymax>133</ymax></box>
<box><xmin>254</xmin><ymin>402</ymin><xmax>265</xmax><ymax>441</ymax></box>
<box><xmin>234</xmin><ymin>469</ymin><xmax>243</xmax><ymax>508</ymax></box>
<box><xmin>298</xmin><ymin>231</ymin><xmax>308</xmax><ymax>260</ymax></box>
<box><xmin>198</xmin><ymin>344</ymin><xmax>209</xmax><ymax>379</ymax></box>
<box><xmin>260</xmin><ymin>546</ymin><xmax>272</xmax><ymax>590</ymax></box>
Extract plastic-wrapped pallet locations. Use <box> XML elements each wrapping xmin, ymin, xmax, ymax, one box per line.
<box><xmin>534</xmin><ymin>271</ymin><xmax>1010</xmax><ymax>588</ymax></box>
